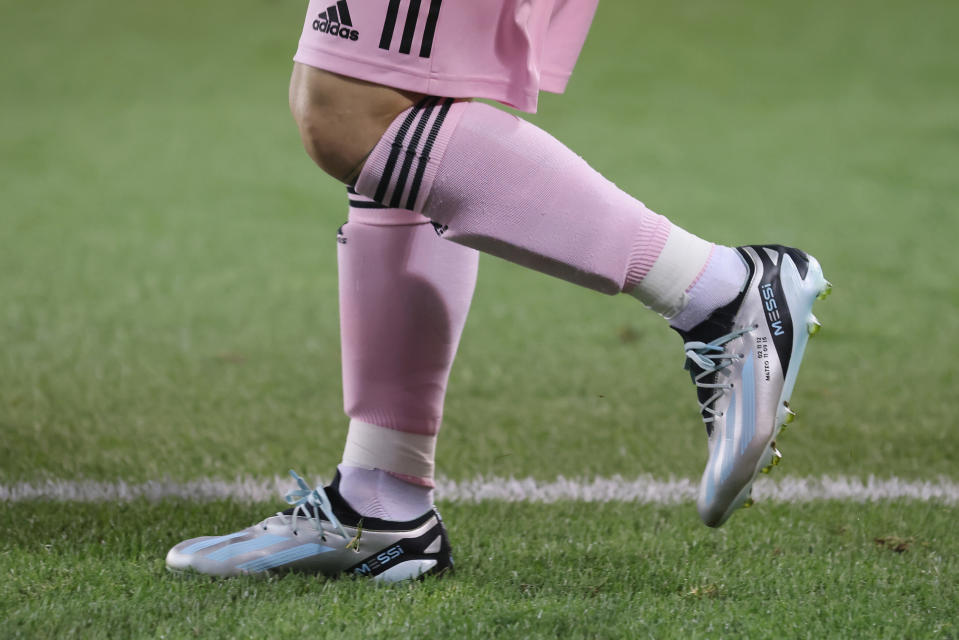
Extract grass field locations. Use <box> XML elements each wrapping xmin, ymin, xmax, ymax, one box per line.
<box><xmin>2</xmin><ymin>0</ymin><xmax>958</xmax><ymax>637</ymax></box>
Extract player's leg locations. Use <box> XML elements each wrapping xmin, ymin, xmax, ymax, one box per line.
<box><xmin>168</xmin><ymin>0</ymin><xmax>830</xmax><ymax>581</ymax></box>
<box><xmin>166</xmin><ymin>193</ymin><xmax>479</xmax><ymax>580</ymax></box>
<box><xmin>336</xmin><ymin>188</ymin><xmax>478</xmax><ymax>522</ymax></box>
<box><xmin>296</xmin><ymin>0</ymin><xmax>828</xmax><ymax>531</ymax></box>
<box><xmin>288</xmin><ymin>68</ymin><xmax>744</xmax><ymax>318</ymax></box>
<box><xmin>290</xmin><ymin>69</ymin><xmax>830</xmax><ymax>527</ymax></box>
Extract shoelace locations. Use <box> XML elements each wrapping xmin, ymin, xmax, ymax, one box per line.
<box><xmin>683</xmin><ymin>326</ymin><xmax>754</xmax><ymax>424</ymax></box>
<box><xmin>280</xmin><ymin>470</ymin><xmax>350</xmax><ymax>540</ymax></box>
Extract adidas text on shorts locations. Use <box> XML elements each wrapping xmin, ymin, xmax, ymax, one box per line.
<box><xmin>293</xmin><ymin>0</ymin><xmax>599</xmax><ymax>113</ymax></box>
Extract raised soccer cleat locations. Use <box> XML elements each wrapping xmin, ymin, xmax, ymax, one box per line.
<box><xmin>675</xmin><ymin>245</ymin><xmax>830</xmax><ymax>527</ymax></box>
<box><xmin>166</xmin><ymin>470</ymin><xmax>453</xmax><ymax>582</ymax></box>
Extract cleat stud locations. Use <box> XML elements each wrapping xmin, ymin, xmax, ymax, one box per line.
<box><xmin>770</xmin><ymin>444</ymin><xmax>783</xmax><ymax>466</ymax></box>
<box><xmin>807</xmin><ymin>315</ymin><xmax>822</xmax><ymax>336</ymax></box>
<box><xmin>784</xmin><ymin>406</ymin><xmax>797</xmax><ymax>424</ymax></box>
<box><xmin>761</xmin><ymin>464</ymin><xmax>772</xmax><ymax>474</ymax></box>
<box><xmin>817</xmin><ymin>281</ymin><xmax>833</xmax><ymax>300</ymax></box>
<box><xmin>742</xmin><ymin>498</ymin><xmax>754</xmax><ymax>509</ymax></box>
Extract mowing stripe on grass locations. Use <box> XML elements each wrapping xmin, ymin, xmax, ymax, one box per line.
<box><xmin>2</xmin><ymin>475</ymin><xmax>957</xmax><ymax>504</ymax></box>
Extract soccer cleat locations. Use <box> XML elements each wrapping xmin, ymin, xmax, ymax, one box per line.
<box><xmin>675</xmin><ymin>245</ymin><xmax>830</xmax><ymax>527</ymax></box>
<box><xmin>165</xmin><ymin>470</ymin><xmax>453</xmax><ymax>582</ymax></box>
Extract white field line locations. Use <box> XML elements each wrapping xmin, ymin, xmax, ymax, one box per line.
<box><xmin>1</xmin><ymin>475</ymin><xmax>958</xmax><ymax>505</ymax></box>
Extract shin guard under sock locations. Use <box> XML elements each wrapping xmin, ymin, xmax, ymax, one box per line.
<box><xmin>338</xmin><ymin>189</ymin><xmax>478</xmax><ymax>488</ymax></box>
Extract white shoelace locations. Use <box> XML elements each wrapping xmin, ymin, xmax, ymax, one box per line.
<box><xmin>278</xmin><ymin>470</ymin><xmax>349</xmax><ymax>540</ymax></box>
<box><xmin>683</xmin><ymin>326</ymin><xmax>754</xmax><ymax>424</ymax></box>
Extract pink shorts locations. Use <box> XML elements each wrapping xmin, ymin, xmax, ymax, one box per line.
<box><xmin>293</xmin><ymin>0</ymin><xmax>598</xmax><ymax>113</ymax></box>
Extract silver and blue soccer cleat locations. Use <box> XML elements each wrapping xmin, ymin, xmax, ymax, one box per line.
<box><xmin>166</xmin><ymin>471</ymin><xmax>453</xmax><ymax>582</ymax></box>
<box><xmin>676</xmin><ymin>245</ymin><xmax>831</xmax><ymax>527</ymax></box>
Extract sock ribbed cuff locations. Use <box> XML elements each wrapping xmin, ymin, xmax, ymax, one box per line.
<box><xmin>627</xmin><ymin>225</ymin><xmax>714</xmax><ymax>318</ymax></box>
<box><xmin>623</xmin><ymin>210</ymin><xmax>672</xmax><ymax>292</ymax></box>
<box><xmin>344</xmin><ymin>408</ymin><xmax>441</xmax><ymax>437</ymax></box>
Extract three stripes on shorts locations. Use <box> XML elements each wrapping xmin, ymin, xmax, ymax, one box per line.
<box><xmin>379</xmin><ymin>0</ymin><xmax>443</xmax><ymax>58</ymax></box>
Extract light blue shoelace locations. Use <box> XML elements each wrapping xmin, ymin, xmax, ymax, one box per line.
<box><xmin>683</xmin><ymin>326</ymin><xmax>753</xmax><ymax>424</ymax></box>
<box><xmin>282</xmin><ymin>470</ymin><xmax>349</xmax><ymax>540</ymax></box>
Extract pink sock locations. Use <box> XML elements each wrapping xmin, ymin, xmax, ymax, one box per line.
<box><xmin>338</xmin><ymin>189</ymin><xmax>478</xmax><ymax>489</ymax></box>
<box><xmin>354</xmin><ymin>99</ymin><xmax>729</xmax><ymax>317</ymax></box>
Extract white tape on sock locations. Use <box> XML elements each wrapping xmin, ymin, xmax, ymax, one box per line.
<box><xmin>630</xmin><ymin>227</ymin><xmax>713</xmax><ymax>318</ymax></box>
<box><xmin>341</xmin><ymin>420</ymin><xmax>437</xmax><ymax>482</ymax></box>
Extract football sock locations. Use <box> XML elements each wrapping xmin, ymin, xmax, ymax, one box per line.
<box><xmin>338</xmin><ymin>189</ymin><xmax>478</xmax><ymax>488</ymax></box>
<box><xmin>668</xmin><ymin>245</ymin><xmax>749</xmax><ymax>331</ymax></box>
<box><xmin>354</xmin><ymin>99</ymin><xmax>739</xmax><ymax>319</ymax></box>
<box><xmin>337</xmin><ymin>463</ymin><xmax>434</xmax><ymax>521</ymax></box>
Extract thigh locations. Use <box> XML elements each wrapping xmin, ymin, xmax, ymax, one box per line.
<box><xmin>288</xmin><ymin>63</ymin><xmax>425</xmax><ymax>181</ymax></box>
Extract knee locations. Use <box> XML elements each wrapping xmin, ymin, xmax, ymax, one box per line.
<box><xmin>289</xmin><ymin>64</ymin><xmax>423</xmax><ymax>183</ymax></box>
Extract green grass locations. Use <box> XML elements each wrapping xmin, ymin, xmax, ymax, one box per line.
<box><xmin>2</xmin><ymin>0</ymin><xmax>958</xmax><ymax>636</ymax></box>
<box><xmin>2</xmin><ymin>500</ymin><xmax>957</xmax><ymax>639</ymax></box>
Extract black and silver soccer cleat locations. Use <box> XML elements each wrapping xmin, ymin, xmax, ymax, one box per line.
<box><xmin>676</xmin><ymin>245</ymin><xmax>831</xmax><ymax>527</ymax></box>
<box><xmin>166</xmin><ymin>471</ymin><xmax>453</xmax><ymax>582</ymax></box>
